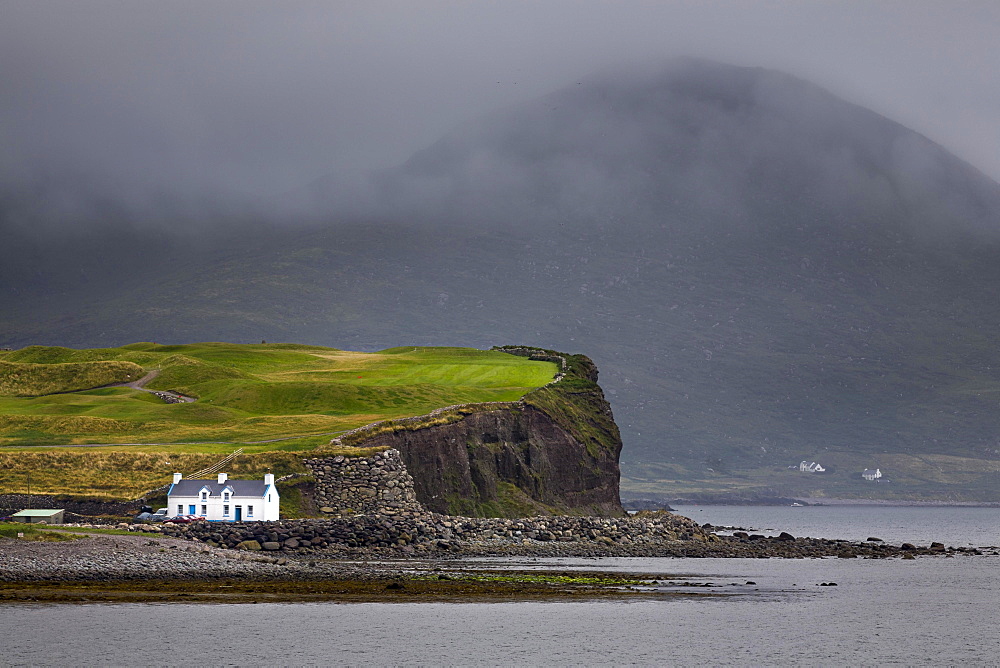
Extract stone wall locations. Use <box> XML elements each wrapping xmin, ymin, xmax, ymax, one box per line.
<box><xmin>302</xmin><ymin>449</ymin><xmax>423</xmax><ymax>517</ymax></box>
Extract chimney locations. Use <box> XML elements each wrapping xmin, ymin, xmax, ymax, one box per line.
<box><xmin>172</xmin><ymin>473</ymin><xmax>182</xmax><ymax>485</ymax></box>
<box><xmin>264</xmin><ymin>473</ymin><xmax>274</xmax><ymax>486</ymax></box>
<box><xmin>218</xmin><ymin>472</ymin><xmax>228</xmax><ymax>484</ymax></box>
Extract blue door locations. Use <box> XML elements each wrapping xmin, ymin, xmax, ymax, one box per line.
<box><xmin>188</xmin><ymin>505</ymin><xmax>196</xmax><ymax>515</ymax></box>
<box><xmin>235</xmin><ymin>506</ymin><xmax>242</xmax><ymax>522</ymax></box>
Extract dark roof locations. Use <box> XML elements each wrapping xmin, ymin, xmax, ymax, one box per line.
<box><xmin>169</xmin><ymin>479</ymin><xmax>268</xmax><ymax>498</ymax></box>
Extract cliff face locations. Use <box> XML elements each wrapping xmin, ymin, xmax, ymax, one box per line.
<box><xmin>335</xmin><ymin>348</ymin><xmax>625</xmax><ymax>517</ymax></box>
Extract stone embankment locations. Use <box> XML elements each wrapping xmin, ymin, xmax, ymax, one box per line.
<box><xmin>303</xmin><ymin>449</ymin><xmax>423</xmax><ymax>516</ymax></box>
<box><xmin>124</xmin><ymin>511</ymin><xmax>710</xmax><ymax>556</ymax></box>
<box><xmin>100</xmin><ymin>511</ymin><xmax>987</xmax><ymax>559</ymax></box>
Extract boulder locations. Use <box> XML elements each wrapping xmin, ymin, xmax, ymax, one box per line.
<box><xmin>235</xmin><ymin>540</ymin><xmax>262</xmax><ymax>551</ymax></box>
<box><xmin>262</xmin><ymin>542</ymin><xmax>281</xmax><ymax>551</ymax></box>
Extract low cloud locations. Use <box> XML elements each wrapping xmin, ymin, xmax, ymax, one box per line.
<box><xmin>2</xmin><ymin>1</ymin><xmax>999</xmax><ymax>231</ymax></box>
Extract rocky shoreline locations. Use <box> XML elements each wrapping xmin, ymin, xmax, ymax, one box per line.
<box><xmin>126</xmin><ymin>510</ymin><xmax>992</xmax><ymax>560</ymax></box>
<box><xmin>2</xmin><ymin>509</ymin><xmax>994</xmax><ymax>603</ymax></box>
<box><xmin>3</xmin><ymin>510</ymin><xmax>992</xmax><ymax>584</ymax></box>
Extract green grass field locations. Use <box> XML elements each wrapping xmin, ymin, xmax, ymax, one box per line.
<box><xmin>0</xmin><ymin>523</ymin><xmax>84</xmax><ymax>542</ymax></box>
<box><xmin>0</xmin><ymin>343</ymin><xmax>557</xmax><ymax>498</ymax></box>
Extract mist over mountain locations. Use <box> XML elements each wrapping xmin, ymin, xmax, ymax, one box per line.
<box><xmin>4</xmin><ymin>59</ymin><xmax>1000</xmax><ymax>500</ymax></box>
<box><xmin>375</xmin><ymin>59</ymin><xmax>1000</xmax><ymax>242</ymax></box>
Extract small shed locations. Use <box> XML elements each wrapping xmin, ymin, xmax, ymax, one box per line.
<box><xmin>11</xmin><ymin>509</ymin><xmax>65</xmax><ymax>524</ymax></box>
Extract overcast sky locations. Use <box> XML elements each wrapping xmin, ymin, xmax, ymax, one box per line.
<box><xmin>2</xmin><ymin>0</ymin><xmax>999</xmax><ymax>206</ymax></box>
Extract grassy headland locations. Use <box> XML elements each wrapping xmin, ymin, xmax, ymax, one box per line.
<box><xmin>0</xmin><ymin>343</ymin><xmax>556</xmax><ymax>499</ymax></box>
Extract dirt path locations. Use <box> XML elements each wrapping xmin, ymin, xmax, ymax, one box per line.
<box><xmin>111</xmin><ymin>369</ymin><xmax>196</xmax><ymax>404</ymax></box>
<box><xmin>123</xmin><ymin>369</ymin><xmax>160</xmax><ymax>389</ymax></box>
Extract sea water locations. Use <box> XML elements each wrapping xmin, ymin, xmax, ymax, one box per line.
<box><xmin>671</xmin><ymin>504</ymin><xmax>999</xmax><ymax>548</ymax></box>
<box><xmin>3</xmin><ymin>506</ymin><xmax>999</xmax><ymax>666</ymax></box>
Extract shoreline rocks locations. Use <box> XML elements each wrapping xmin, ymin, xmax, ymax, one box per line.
<box><xmin>1</xmin><ymin>509</ymin><xmax>992</xmax><ymax>586</ymax></box>
<box><xmin>98</xmin><ymin>510</ymin><xmax>987</xmax><ymax>560</ymax></box>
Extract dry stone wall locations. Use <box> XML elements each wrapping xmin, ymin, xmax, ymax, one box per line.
<box><xmin>303</xmin><ymin>449</ymin><xmax>423</xmax><ymax>517</ymax></box>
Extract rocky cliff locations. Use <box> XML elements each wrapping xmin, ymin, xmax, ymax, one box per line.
<box><xmin>329</xmin><ymin>347</ymin><xmax>625</xmax><ymax>517</ymax></box>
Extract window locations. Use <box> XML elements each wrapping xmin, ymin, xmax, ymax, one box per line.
<box><xmin>268</xmin><ymin>494</ymin><xmax>271</xmax><ymax>502</ymax></box>
<box><xmin>223</xmin><ymin>504</ymin><xmax>230</xmax><ymax>516</ymax></box>
<box><xmin>247</xmin><ymin>505</ymin><xmax>254</xmax><ymax>517</ymax></box>
<box><xmin>177</xmin><ymin>504</ymin><xmax>183</xmax><ymax>515</ymax></box>
<box><xmin>200</xmin><ymin>505</ymin><xmax>207</xmax><ymax>516</ymax></box>
<box><xmin>201</xmin><ymin>491</ymin><xmax>208</xmax><ymax>501</ymax></box>
<box><xmin>223</xmin><ymin>491</ymin><xmax>230</xmax><ymax>502</ymax></box>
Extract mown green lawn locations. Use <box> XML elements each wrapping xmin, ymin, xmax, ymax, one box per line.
<box><xmin>0</xmin><ymin>343</ymin><xmax>555</xmax><ymax>446</ymax></box>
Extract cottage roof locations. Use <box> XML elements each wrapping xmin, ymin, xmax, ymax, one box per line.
<box><xmin>169</xmin><ymin>479</ymin><xmax>268</xmax><ymax>498</ymax></box>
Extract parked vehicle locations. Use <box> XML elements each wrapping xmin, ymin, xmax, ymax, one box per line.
<box><xmin>134</xmin><ymin>507</ymin><xmax>170</xmax><ymax>522</ymax></box>
<box><xmin>164</xmin><ymin>514</ymin><xmax>201</xmax><ymax>524</ymax></box>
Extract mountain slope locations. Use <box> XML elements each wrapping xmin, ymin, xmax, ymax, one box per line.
<box><xmin>3</xmin><ymin>59</ymin><xmax>1000</xmax><ymax>501</ymax></box>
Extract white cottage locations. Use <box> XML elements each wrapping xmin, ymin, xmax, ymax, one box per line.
<box><xmin>862</xmin><ymin>468</ymin><xmax>882</xmax><ymax>481</ymax></box>
<box><xmin>167</xmin><ymin>472</ymin><xmax>279</xmax><ymax>521</ymax></box>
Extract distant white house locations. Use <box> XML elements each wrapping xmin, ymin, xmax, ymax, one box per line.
<box><xmin>167</xmin><ymin>472</ymin><xmax>279</xmax><ymax>521</ymax></box>
<box><xmin>862</xmin><ymin>468</ymin><xmax>882</xmax><ymax>481</ymax></box>
<box><xmin>799</xmin><ymin>461</ymin><xmax>826</xmax><ymax>473</ymax></box>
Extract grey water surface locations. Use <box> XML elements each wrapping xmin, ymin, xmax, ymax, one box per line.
<box><xmin>671</xmin><ymin>504</ymin><xmax>1000</xmax><ymax>548</ymax></box>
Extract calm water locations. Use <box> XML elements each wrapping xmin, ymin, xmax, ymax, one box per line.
<box><xmin>671</xmin><ymin>504</ymin><xmax>1000</xmax><ymax>548</ymax></box>
<box><xmin>4</xmin><ymin>506</ymin><xmax>999</xmax><ymax>666</ymax></box>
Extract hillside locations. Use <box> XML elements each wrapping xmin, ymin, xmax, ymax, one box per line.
<box><xmin>3</xmin><ymin>59</ymin><xmax>1000</xmax><ymax>501</ymax></box>
<box><xmin>0</xmin><ymin>343</ymin><xmax>558</xmax><ymax>499</ymax></box>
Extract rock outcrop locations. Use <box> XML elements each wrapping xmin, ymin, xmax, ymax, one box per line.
<box><xmin>328</xmin><ymin>347</ymin><xmax>625</xmax><ymax>517</ymax></box>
